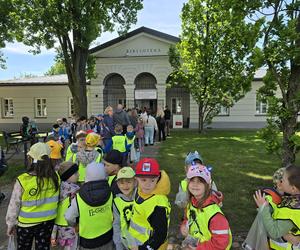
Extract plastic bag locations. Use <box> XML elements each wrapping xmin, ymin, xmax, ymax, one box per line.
<box><xmin>7</xmin><ymin>235</ymin><xmax>16</xmax><ymax>250</ymax></box>
<box><xmin>242</xmin><ymin>212</ymin><xmax>269</xmax><ymax>250</ymax></box>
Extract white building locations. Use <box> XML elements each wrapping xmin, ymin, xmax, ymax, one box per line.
<box><xmin>0</xmin><ymin>27</ymin><xmax>268</xmax><ymax>131</ymax></box>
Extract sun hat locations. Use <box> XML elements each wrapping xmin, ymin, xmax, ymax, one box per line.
<box><xmin>116</xmin><ymin>167</ymin><xmax>135</xmax><ymax>181</ymax></box>
<box><xmin>85</xmin><ymin>133</ymin><xmax>100</xmax><ymax>147</ymax></box>
<box><xmin>185</xmin><ymin>151</ymin><xmax>203</xmax><ymax>165</ymax></box>
<box><xmin>186</xmin><ymin>164</ymin><xmax>211</xmax><ymax>184</ymax></box>
<box><xmin>85</xmin><ymin>162</ymin><xmax>107</xmax><ymax>182</ymax></box>
<box><xmin>273</xmin><ymin>167</ymin><xmax>285</xmax><ymax>187</ymax></box>
<box><xmin>135</xmin><ymin>158</ymin><xmax>160</xmax><ymax>177</ymax></box>
<box><xmin>27</xmin><ymin>142</ymin><xmax>51</xmax><ymax>162</ymax></box>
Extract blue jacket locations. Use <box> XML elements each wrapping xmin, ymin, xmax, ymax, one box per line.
<box><xmin>100</xmin><ymin>115</ymin><xmax>115</xmax><ymax>139</ymax></box>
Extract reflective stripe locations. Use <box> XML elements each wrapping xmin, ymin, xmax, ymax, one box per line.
<box><xmin>21</xmin><ymin>196</ymin><xmax>59</xmax><ymax>207</ymax></box>
<box><xmin>211</xmin><ymin>229</ymin><xmax>230</xmax><ymax>235</ymax></box>
<box><xmin>130</xmin><ymin>220</ymin><xmax>152</xmax><ymax>235</ymax></box>
<box><xmin>19</xmin><ymin>208</ymin><xmax>57</xmax><ymax>218</ymax></box>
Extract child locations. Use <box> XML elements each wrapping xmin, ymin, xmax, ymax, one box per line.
<box><xmin>175</xmin><ymin>151</ymin><xmax>204</xmax><ymax>208</ymax></box>
<box><xmin>104</xmin><ymin>124</ymin><xmax>131</xmax><ymax>166</ymax></box>
<box><xmin>113</xmin><ymin>167</ymin><xmax>137</xmax><ymax>250</ymax></box>
<box><xmin>65</xmin><ymin>130</ymin><xmax>87</xmax><ymax>161</ymax></box>
<box><xmin>125</xmin><ymin>125</ymin><xmax>139</xmax><ymax>165</ymax></box>
<box><xmin>6</xmin><ymin>142</ymin><xmax>60</xmax><ymax>250</ymax></box>
<box><xmin>253</xmin><ymin>165</ymin><xmax>300</xmax><ymax>249</ymax></box>
<box><xmin>65</xmin><ymin>162</ymin><xmax>114</xmax><ymax>250</ymax></box>
<box><xmin>180</xmin><ymin>163</ymin><xmax>232</xmax><ymax>250</ymax></box>
<box><xmin>103</xmin><ymin>149</ymin><xmax>124</xmax><ymax>196</ymax></box>
<box><xmin>128</xmin><ymin>158</ymin><xmax>171</xmax><ymax>250</ymax></box>
<box><xmin>46</xmin><ymin>136</ymin><xmax>63</xmax><ymax>171</ymax></box>
<box><xmin>51</xmin><ymin>162</ymin><xmax>80</xmax><ymax>250</ymax></box>
<box><xmin>75</xmin><ymin>132</ymin><xmax>102</xmax><ymax>182</ymax></box>
<box><xmin>134</xmin><ymin>116</ymin><xmax>145</xmax><ymax>152</ymax></box>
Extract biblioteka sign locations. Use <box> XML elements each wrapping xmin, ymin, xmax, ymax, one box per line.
<box><xmin>126</xmin><ymin>48</ymin><xmax>162</xmax><ymax>56</ymax></box>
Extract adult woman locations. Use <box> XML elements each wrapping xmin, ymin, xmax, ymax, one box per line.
<box><xmin>156</xmin><ymin>107</ymin><xmax>166</xmax><ymax>141</ymax></box>
<box><xmin>143</xmin><ymin>110</ymin><xmax>158</xmax><ymax>146</ymax></box>
<box><xmin>101</xmin><ymin>106</ymin><xmax>115</xmax><ymax>146</ymax></box>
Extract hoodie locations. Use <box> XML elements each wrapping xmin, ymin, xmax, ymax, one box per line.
<box><xmin>134</xmin><ymin>170</ymin><xmax>171</xmax><ymax>250</ymax></box>
<box><xmin>181</xmin><ymin>191</ymin><xmax>230</xmax><ymax>250</ymax></box>
<box><xmin>65</xmin><ymin>180</ymin><xmax>113</xmax><ymax>248</ymax></box>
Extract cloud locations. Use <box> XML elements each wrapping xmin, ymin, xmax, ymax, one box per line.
<box><xmin>3</xmin><ymin>42</ymin><xmax>56</xmax><ymax>55</ymax></box>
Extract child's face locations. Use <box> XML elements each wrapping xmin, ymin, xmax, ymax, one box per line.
<box><xmin>275</xmin><ymin>180</ymin><xmax>284</xmax><ymax>194</ymax></box>
<box><xmin>117</xmin><ymin>178</ymin><xmax>135</xmax><ymax>197</ymax></box>
<box><xmin>77</xmin><ymin>137</ymin><xmax>86</xmax><ymax>148</ymax></box>
<box><xmin>188</xmin><ymin>177</ymin><xmax>207</xmax><ymax>200</ymax></box>
<box><xmin>282</xmin><ymin>171</ymin><xmax>300</xmax><ymax>195</ymax></box>
<box><xmin>136</xmin><ymin>176</ymin><xmax>159</xmax><ymax>194</ymax></box>
<box><xmin>104</xmin><ymin>162</ymin><xmax>121</xmax><ymax>176</ymax></box>
<box><xmin>68</xmin><ymin>171</ymin><xmax>79</xmax><ymax>183</ymax></box>
<box><xmin>127</xmin><ymin>126</ymin><xmax>133</xmax><ymax>132</ymax></box>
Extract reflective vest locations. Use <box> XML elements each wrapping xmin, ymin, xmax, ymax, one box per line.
<box><xmin>114</xmin><ymin>196</ymin><xmax>134</xmax><ymax>248</ymax></box>
<box><xmin>65</xmin><ymin>145</ymin><xmax>74</xmax><ymax>162</ymax></box>
<box><xmin>112</xmin><ymin>135</ymin><xmax>126</xmax><ymax>153</ymax></box>
<box><xmin>180</xmin><ymin>179</ymin><xmax>188</xmax><ymax>192</ymax></box>
<box><xmin>125</xmin><ymin>135</ymin><xmax>135</xmax><ymax>146</ymax></box>
<box><xmin>269</xmin><ymin>204</ymin><xmax>300</xmax><ymax>250</ymax></box>
<box><xmin>55</xmin><ymin>196</ymin><xmax>71</xmax><ymax>226</ymax></box>
<box><xmin>187</xmin><ymin>203</ymin><xmax>232</xmax><ymax>250</ymax></box>
<box><xmin>17</xmin><ymin>173</ymin><xmax>60</xmax><ymax>224</ymax></box>
<box><xmin>76</xmin><ymin>192</ymin><xmax>113</xmax><ymax>239</ymax></box>
<box><xmin>108</xmin><ymin>175</ymin><xmax>116</xmax><ymax>186</ymax></box>
<box><xmin>73</xmin><ymin>152</ymin><xmax>102</xmax><ymax>182</ymax></box>
<box><xmin>128</xmin><ymin>194</ymin><xmax>171</xmax><ymax>248</ymax></box>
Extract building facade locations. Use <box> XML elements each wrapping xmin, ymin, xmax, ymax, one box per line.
<box><xmin>0</xmin><ymin>27</ymin><xmax>269</xmax><ymax>131</ymax></box>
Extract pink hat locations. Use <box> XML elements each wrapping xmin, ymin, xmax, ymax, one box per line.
<box><xmin>187</xmin><ymin>164</ymin><xmax>211</xmax><ymax>184</ymax></box>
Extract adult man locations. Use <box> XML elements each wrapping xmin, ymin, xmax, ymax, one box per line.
<box><xmin>113</xmin><ymin>104</ymin><xmax>131</xmax><ymax>134</ymax></box>
<box><xmin>164</xmin><ymin>106</ymin><xmax>171</xmax><ymax>136</ymax></box>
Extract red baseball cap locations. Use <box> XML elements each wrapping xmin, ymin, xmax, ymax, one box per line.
<box><xmin>135</xmin><ymin>158</ymin><xmax>160</xmax><ymax>177</ymax></box>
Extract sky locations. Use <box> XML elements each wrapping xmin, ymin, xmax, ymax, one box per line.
<box><xmin>0</xmin><ymin>0</ymin><xmax>186</xmax><ymax>80</ymax></box>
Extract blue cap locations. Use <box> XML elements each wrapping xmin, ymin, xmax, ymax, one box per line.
<box><xmin>185</xmin><ymin>151</ymin><xmax>203</xmax><ymax>165</ymax></box>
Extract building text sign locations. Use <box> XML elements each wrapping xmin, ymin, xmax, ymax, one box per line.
<box><xmin>135</xmin><ymin>89</ymin><xmax>157</xmax><ymax>100</ymax></box>
<box><xmin>126</xmin><ymin>48</ymin><xmax>162</xmax><ymax>56</ymax></box>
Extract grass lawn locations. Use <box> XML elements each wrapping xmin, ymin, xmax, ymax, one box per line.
<box><xmin>156</xmin><ymin>129</ymin><xmax>299</xmax><ymax>233</ymax></box>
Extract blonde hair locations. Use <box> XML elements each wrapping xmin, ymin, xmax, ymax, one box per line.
<box><xmin>156</xmin><ymin>107</ymin><xmax>165</xmax><ymax>118</ymax></box>
<box><xmin>114</xmin><ymin>123</ymin><xmax>123</xmax><ymax>134</ymax></box>
<box><xmin>104</xmin><ymin>106</ymin><xmax>113</xmax><ymax>115</ymax></box>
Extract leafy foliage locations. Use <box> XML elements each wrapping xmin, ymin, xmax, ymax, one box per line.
<box><xmin>169</xmin><ymin>0</ymin><xmax>262</xmax><ymax>131</ymax></box>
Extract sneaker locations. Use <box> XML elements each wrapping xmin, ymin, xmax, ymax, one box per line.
<box><xmin>0</xmin><ymin>193</ymin><xmax>6</xmax><ymax>204</ymax></box>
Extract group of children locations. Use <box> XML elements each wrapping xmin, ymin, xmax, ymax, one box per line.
<box><xmin>5</xmin><ymin>134</ymin><xmax>300</xmax><ymax>250</ymax></box>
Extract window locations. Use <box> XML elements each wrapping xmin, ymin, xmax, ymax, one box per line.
<box><xmin>218</xmin><ymin>105</ymin><xmax>229</xmax><ymax>116</ymax></box>
<box><xmin>3</xmin><ymin>98</ymin><xmax>14</xmax><ymax>117</ymax></box>
<box><xmin>256</xmin><ymin>98</ymin><xmax>267</xmax><ymax>115</ymax></box>
<box><xmin>68</xmin><ymin>97</ymin><xmax>74</xmax><ymax>117</ymax></box>
<box><xmin>35</xmin><ymin>98</ymin><xmax>47</xmax><ymax>117</ymax></box>
<box><xmin>171</xmin><ymin>98</ymin><xmax>182</xmax><ymax>114</ymax></box>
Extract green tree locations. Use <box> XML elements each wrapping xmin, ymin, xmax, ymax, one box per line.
<box><xmin>169</xmin><ymin>0</ymin><xmax>262</xmax><ymax>132</ymax></box>
<box><xmin>255</xmin><ymin>0</ymin><xmax>300</xmax><ymax>166</ymax></box>
<box><xmin>45</xmin><ymin>60</ymin><xmax>66</xmax><ymax>76</ymax></box>
<box><xmin>0</xmin><ymin>0</ymin><xmax>17</xmax><ymax>69</ymax></box>
<box><xmin>14</xmin><ymin>0</ymin><xmax>143</xmax><ymax>116</ymax></box>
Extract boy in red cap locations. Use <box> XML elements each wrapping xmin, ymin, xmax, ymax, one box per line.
<box><xmin>128</xmin><ymin>158</ymin><xmax>171</xmax><ymax>250</ymax></box>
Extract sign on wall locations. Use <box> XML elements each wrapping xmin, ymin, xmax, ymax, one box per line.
<box><xmin>126</xmin><ymin>48</ymin><xmax>162</xmax><ymax>56</ymax></box>
<box><xmin>135</xmin><ymin>89</ymin><xmax>157</xmax><ymax>100</ymax></box>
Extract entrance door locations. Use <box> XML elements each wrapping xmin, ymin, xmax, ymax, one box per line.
<box><xmin>135</xmin><ymin>99</ymin><xmax>157</xmax><ymax>114</ymax></box>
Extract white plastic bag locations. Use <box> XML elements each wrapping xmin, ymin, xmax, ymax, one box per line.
<box><xmin>7</xmin><ymin>236</ymin><xmax>16</xmax><ymax>250</ymax></box>
<box><xmin>242</xmin><ymin>212</ymin><xmax>269</xmax><ymax>250</ymax></box>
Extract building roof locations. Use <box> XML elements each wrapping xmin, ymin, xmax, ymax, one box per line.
<box><xmin>0</xmin><ymin>74</ymin><xmax>69</xmax><ymax>86</ymax></box>
<box><xmin>90</xmin><ymin>26</ymin><xmax>180</xmax><ymax>54</ymax></box>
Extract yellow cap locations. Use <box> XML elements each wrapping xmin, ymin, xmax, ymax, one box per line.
<box><xmin>86</xmin><ymin>133</ymin><xmax>100</xmax><ymax>147</ymax></box>
<box><xmin>116</xmin><ymin>167</ymin><xmax>135</xmax><ymax>180</ymax></box>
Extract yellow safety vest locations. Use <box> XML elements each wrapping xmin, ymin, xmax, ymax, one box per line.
<box><xmin>65</xmin><ymin>145</ymin><xmax>74</xmax><ymax>162</ymax></box>
<box><xmin>73</xmin><ymin>152</ymin><xmax>102</xmax><ymax>182</ymax></box>
<box><xmin>187</xmin><ymin>203</ymin><xmax>232</xmax><ymax>250</ymax></box>
<box><xmin>180</xmin><ymin>179</ymin><xmax>188</xmax><ymax>192</ymax></box>
<box><xmin>125</xmin><ymin>135</ymin><xmax>136</xmax><ymax>146</ymax></box>
<box><xmin>76</xmin><ymin>192</ymin><xmax>113</xmax><ymax>239</ymax></box>
<box><xmin>112</xmin><ymin>135</ymin><xmax>126</xmax><ymax>153</ymax></box>
<box><xmin>108</xmin><ymin>175</ymin><xmax>116</xmax><ymax>186</ymax></box>
<box><xmin>128</xmin><ymin>194</ymin><xmax>171</xmax><ymax>249</ymax></box>
<box><xmin>17</xmin><ymin>173</ymin><xmax>60</xmax><ymax>224</ymax></box>
<box><xmin>55</xmin><ymin>196</ymin><xmax>71</xmax><ymax>226</ymax></box>
<box><xmin>114</xmin><ymin>196</ymin><xmax>134</xmax><ymax>248</ymax></box>
<box><xmin>269</xmin><ymin>204</ymin><xmax>300</xmax><ymax>250</ymax></box>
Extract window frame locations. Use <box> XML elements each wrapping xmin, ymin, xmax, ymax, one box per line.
<box><xmin>2</xmin><ymin>98</ymin><xmax>14</xmax><ymax>118</ymax></box>
<box><xmin>217</xmin><ymin>105</ymin><xmax>230</xmax><ymax>116</ymax></box>
<box><xmin>35</xmin><ymin>98</ymin><xmax>47</xmax><ymax>118</ymax></box>
<box><xmin>255</xmin><ymin>97</ymin><xmax>268</xmax><ymax>115</ymax></box>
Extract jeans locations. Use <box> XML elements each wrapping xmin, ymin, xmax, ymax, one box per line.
<box><xmin>144</xmin><ymin>126</ymin><xmax>154</xmax><ymax>145</ymax></box>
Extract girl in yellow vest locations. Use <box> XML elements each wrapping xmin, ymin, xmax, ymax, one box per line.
<box><xmin>51</xmin><ymin>161</ymin><xmax>80</xmax><ymax>250</ymax></box>
<box><xmin>65</xmin><ymin>130</ymin><xmax>87</xmax><ymax>161</ymax></box>
<box><xmin>180</xmin><ymin>163</ymin><xmax>232</xmax><ymax>250</ymax></box>
<box><xmin>65</xmin><ymin>161</ymin><xmax>114</xmax><ymax>250</ymax></box>
<box><xmin>113</xmin><ymin>167</ymin><xmax>137</xmax><ymax>250</ymax></box>
<box><xmin>254</xmin><ymin>165</ymin><xmax>300</xmax><ymax>249</ymax></box>
<box><xmin>128</xmin><ymin>158</ymin><xmax>171</xmax><ymax>250</ymax></box>
<box><xmin>6</xmin><ymin>142</ymin><xmax>60</xmax><ymax>250</ymax></box>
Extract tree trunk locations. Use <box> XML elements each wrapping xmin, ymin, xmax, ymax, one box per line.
<box><xmin>198</xmin><ymin>105</ymin><xmax>204</xmax><ymax>133</ymax></box>
<box><xmin>282</xmin><ymin>114</ymin><xmax>297</xmax><ymax>167</ymax></box>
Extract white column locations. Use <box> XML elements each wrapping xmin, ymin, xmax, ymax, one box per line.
<box><xmin>124</xmin><ymin>84</ymin><xmax>135</xmax><ymax>109</ymax></box>
<box><xmin>156</xmin><ymin>83</ymin><xmax>166</xmax><ymax>109</ymax></box>
<box><xmin>189</xmin><ymin>95</ymin><xmax>199</xmax><ymax>129</ymax></box>
<box><xmin>88</xmin><ymin>85</ymin><xmax>103</xmax><ymax>115</ymax></box>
